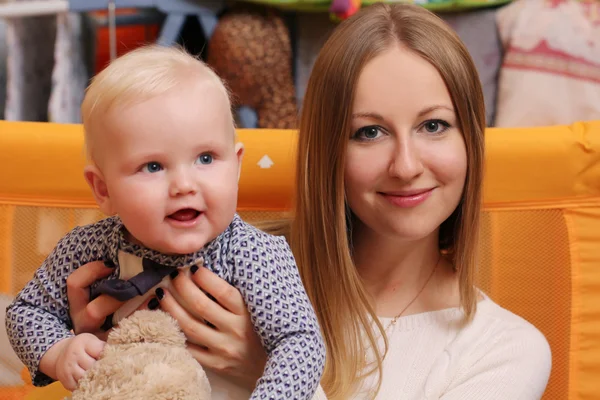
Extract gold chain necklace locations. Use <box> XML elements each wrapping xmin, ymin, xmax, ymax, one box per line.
<box><xmin>383</xmin><ymin>254</ymin><xmax>442</xmax><ymax>334</ymax></box>
<box><xmin>364</xmin><ymin>254</ymin><xmax>442</xmax><ymax>363</ymax></box>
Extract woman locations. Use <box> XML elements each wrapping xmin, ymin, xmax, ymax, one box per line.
<box><xmin>66</xmin><ymin>3</ymin><xmax>551</xmax><ymax>398</ymax></box>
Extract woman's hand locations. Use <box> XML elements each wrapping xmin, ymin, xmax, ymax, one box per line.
<box><xmin>152</xmin><ymin>265</ymin><xmax>267</xmax><ymax>390</ymax></box>
<box><xmin>66</xmin><ymin>261</ymin><xmax>124</xmax><ymax>340</ymax></box>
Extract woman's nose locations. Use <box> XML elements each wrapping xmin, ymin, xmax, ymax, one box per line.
<box><xmin>388</xmin><ymin>138</ymin><xmax>425</xmax><ymax>181</ymax></box>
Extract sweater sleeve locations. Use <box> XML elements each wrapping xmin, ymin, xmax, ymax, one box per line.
<box><xmin>438</xmin><ymin>323</ymin><xmax>552</xmax><ymax>400</ymax></box>
<box><xmin>228</xmin><ymin>225</ymin><xmax>326</xmax><ymax>400</ymax></box>
<box><xmin>5</xmin><ymin>222</ymin><xmax>113</xmax><ymax>386</ymax></box>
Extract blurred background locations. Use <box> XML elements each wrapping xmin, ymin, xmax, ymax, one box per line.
<box><xmin>0</xmin><ymin>2</ymin><xmax>599</xmax><ymax>400</ymax></box>
<box><xmin>0</xmin><ymin>0</ymin><xmax>598</xmax><ymax>129</ymax></box>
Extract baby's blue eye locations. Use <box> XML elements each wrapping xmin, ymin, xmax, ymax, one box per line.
<box><xmin>142</xmin><ymin>162</ymin><xmax>162</xmax><ymax>173</ymax></box>
<box><xmin>197</xmin><ymin>154</ymin><xmax>213</xmax><ymax>165</ymax></box>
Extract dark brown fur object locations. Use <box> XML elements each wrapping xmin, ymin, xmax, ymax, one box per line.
<box><xmin>207</xmin><ymin>6</ymin><xmax>298</xmax><ymax>129</ymax></box>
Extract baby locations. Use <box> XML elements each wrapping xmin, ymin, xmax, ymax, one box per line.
<box><xmin>5</xmin><ymin>45</ymin><xmax>325</xmax><ymax>399</ymax></box>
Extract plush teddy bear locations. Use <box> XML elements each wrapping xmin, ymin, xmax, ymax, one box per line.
<box><xmin>69</xmin><ymin>309</ymin><xmax>210</xmax><ymax>400</ymax></box>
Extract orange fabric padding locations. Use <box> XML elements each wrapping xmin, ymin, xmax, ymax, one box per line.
<box><xmin>23</xmin><ymin>381</ymin><xmax>70</xmax><ymax>400</ymax></box>
<box><xmin>0</xmin><ymin>386</ymin><xmax>29</xmax><ymax>400</ymax></box>
<box><xmin>483</xmin><ymin>121</ymin><xmax>600</xmax><ymax>209</ymax></box>
<box><xmin>0</xmin><ymin>120</ymin><xmax>599</xmax><ymax>400</ymax></box>
<box><xmin>1</xmin><ymin>120</ymin><xmax>598</xmax><ymax>209</ymax></box>
<box><xmin>0</xmin><ymin>121</ymin><xmax>297</xmax><ymax>211</ymax></box>
<box><xmin>0</xmin><ymin>205</ymin><xmax>14</xmax><ymax>294</ymax></box>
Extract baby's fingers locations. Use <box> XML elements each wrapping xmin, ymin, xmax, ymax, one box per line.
<box><xmin>71</xmin><ymin>365</ymin><xmax>88</xmax><ymax>389</ymax></box>
<box><xmin>77</xmin><ymin>353</ymin><xmax>98</xmax><ymax>375</ymax></box>
<box><xmin>83</xmin><ymin>335</ymin><xmax>106</xmax><ymax>360</ymax></box>
<box><xmin>61</xmin><ymin>370</ymin><xmax>80</xmax><ymax>392</ymax></box>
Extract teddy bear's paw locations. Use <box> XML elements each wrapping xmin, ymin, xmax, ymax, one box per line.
<box><xmin>107</xmin><ymin>309</ymin><xmax>186</xmax><ymax>347</ymax></box>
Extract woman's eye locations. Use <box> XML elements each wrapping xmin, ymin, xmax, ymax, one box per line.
<box><xmin>353</xmin><ymin>126</ymin><xmax>383</xmax><ymax>141</ymax></box>
<box><xmin>142</xmin><ymin>162</ymin><xmax>162</xmax><ymax>173</ymax></box>
<box><xmin>197</xmin><ymin>154</ymin><xmax>213</xmax><ymax>165</ymax></box>
<box><xmin>423</xmin><ymin>120</ymin><xmax>450</xmax><ymax>134</ymax></box>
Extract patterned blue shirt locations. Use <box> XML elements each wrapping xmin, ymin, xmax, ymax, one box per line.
<box><xmin>5</xmin><ymin>214</ymin><xmax>325</xmax><ymax>399</ymax></box>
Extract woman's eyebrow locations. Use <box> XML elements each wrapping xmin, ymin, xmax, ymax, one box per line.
<box><xmin>417</xmin><ymin>105</ymin><xmax>454</xmax><ymax>118</ymax></box>
<box><xmin>352</xmin><ymin>105</ymin><xmax>454</xmax><ymax>121</ymax></box>
<box><xmin>351</xmin><ymin>111</ymin><xmax>385</xmax><ymax>120</ymax></box>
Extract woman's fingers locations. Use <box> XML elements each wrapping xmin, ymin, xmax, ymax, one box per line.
<box><xmin>136</xmin><ymin>296</ymin><xmax>157</xmax><ymax>312</ymax></box>
<box><xmin>191</xmin><ymin>266</ymin><xmax>247</xmax><ymax>316</ymax></box>
<box><xmin>68</xmin><ymin>261</ymin><xmax>114</xmax><ymax>287</ymax></box>
<box><xmin>85</xmin><ymin>295</ymin><xmax>123</xmax><ymax>323</ymax></box>
<box><xmin>186</xmin><ymin>343</ymin><xmax>232</xmax><ymax>374</ymax></box>
<box><xmin>71</xmin><ymin>294</ymin><xmax>122</xmax><ymax>334</ymax></box>
<box><xmin>155</xmin><ymin>288</ymin><xmax>222</xmax><ymax>347</ymax></box>
<box><xmin>149</xmin><ymin>271</ymin><xmax>267</xmax><ymax>390</ymax></box>
<box><xmin>186</xmin><ymin>343</ymin><xmax>213</xmax><ymax>364</ymax></box>
<box><xmin>67</xmin><ymin>261</ymin><xmax>113</xmax><ymax>314</ymax></box>
<box><xmin>67</xmin><ymin>261</ymin><xmax>123</xmax><ymax>334</ymax></box>
<box><xmin>169</xmin><ymin>272</ymin><xmax>234</xmax><ymax>331</ymax></box>
<box><xmin>186</xmin><ymin>343</ymin><xmax>262</xmax><ymax>390</ymax></box>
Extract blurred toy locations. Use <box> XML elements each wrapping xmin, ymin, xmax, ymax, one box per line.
<box><xmin>207</xmin><ymin>6</ymin><xmax>297</xmax><ymax>129</ymax></box>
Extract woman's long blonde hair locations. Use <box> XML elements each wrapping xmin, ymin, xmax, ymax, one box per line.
<box><xmin>261</xmin><ymin>3</ymin><xmax>486</xmax><ymax>398</ymax></box>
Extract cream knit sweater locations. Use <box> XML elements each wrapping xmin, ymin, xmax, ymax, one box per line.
<box><xmin>313</xmin><ymin>293</ymin><xmax>551</xmax><ymax>399</ymax></box>
<box><xmin>209</xmin><ymin>294</ymin><xmax>552</xmax><ymax>399</ymax></box>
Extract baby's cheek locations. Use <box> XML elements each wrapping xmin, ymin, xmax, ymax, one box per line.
<box><xmin>210</xmin><ymin>183</ymin><xmax>237</xmax><ymax>207</ymax></box>
<box><xmin>204</xmin><ymin>185</ymin><xmax>239</xmax><ymax>229</ymax></box>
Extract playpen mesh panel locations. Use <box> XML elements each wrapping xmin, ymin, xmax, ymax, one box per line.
<box><xmin>478</xmin><ymin>209</ymin><xmax>570</xmax><ymax>400</ymax></box>
<box><xmin>0</xmin><ymin>206</ymin><xmax>290</xmax><ymax>297</ymax></box>
<box><xmin>0</xmin><ymin>205</ymin><xmax>578</xmax><ymax>400</ymax></box>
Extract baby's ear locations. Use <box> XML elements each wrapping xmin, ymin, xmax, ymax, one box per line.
<box><xmin>84</xmin><ymin>165</ymin><xmax>113</xmax><ymax>215</ymax></box>
<box><xmin>235</xmin><ymin>142</ymin><xmax>245</xmax><ymax>181</ymax></box>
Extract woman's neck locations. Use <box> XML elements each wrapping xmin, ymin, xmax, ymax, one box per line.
<box><xmin>352</xmin><ymin>222</ymin><xmax>459</xmax><ymax>317</ymax></box>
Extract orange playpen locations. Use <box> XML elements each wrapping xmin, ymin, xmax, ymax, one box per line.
<box><xmin>0</xmin><ymin>120</ymin><xmax>599</xmax><ymax>399</ymax></box>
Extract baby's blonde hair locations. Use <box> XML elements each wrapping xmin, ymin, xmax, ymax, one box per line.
<box><xmin>81</xmin><ymin>44</ymin><xmax>231</xmax><ymax>161</ymax></box>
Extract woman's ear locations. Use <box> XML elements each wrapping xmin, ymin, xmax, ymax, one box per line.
<box><xmin>235</xmin><ymin>142</ymin><xmax>245</xmax><ymax>181</ymax></box>
<box><xmin>84</xmin><ymin>165</ymin><xmax>114</xmax><ymax>215</ymax></box>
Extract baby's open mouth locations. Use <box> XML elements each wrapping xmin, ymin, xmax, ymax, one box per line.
<box><xmin>168</xmin><ymin>209</ymin><xmax>200</xmax><ymax>222</ymax></box>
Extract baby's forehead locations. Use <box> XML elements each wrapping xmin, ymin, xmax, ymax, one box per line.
<box><xmin>186</xmin><ymin>68</ymin><xmax>230</xmax><ymax>97</ymax></box>
<box><xmin>99</xmin><ymin>100</ymin><xmax>236</xmax><ymax>142</ymax></box>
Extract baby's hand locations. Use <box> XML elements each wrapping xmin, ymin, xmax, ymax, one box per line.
<box><xmin>55</xmin><ymin>333</ymin><xmax>105</xmax><ymax>391</ymax></box>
